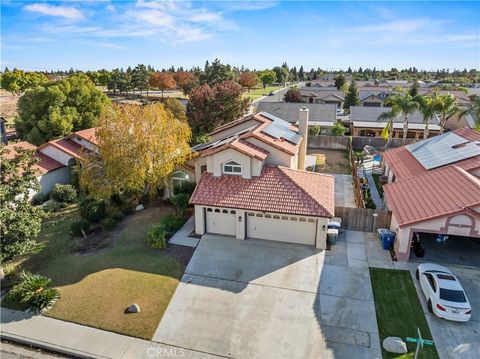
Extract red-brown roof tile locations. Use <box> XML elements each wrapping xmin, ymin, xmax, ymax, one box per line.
<box><xmin>201</xmin><ymin>138</ymin><xmax>269</xmax><ymax>160</ymax></box>
<box><xmin>190</xmin><ymin>166</ymin><xmax>334</xmax><ymax>217</ymax></box>
<box><xmin>72</xmin><ymin>128</ymin><xmax>98</xmax><ymax>145</ymax></box>
<box><xmin>4</xmin><ymin>141</ymin><xmax>64</xmax><ymax>175</ymax></box>
<box><xmin>453</xmin><ymin>128</ymin><xmax>480</xmax><ymax>142</ymax></box>
<box><xmin>382</xmin><ymin>146</ymin><xmax>427</xmax><ymax>180</ymax></box>
<box><xmin>384</xmin><ymin>166</ymin><xmax>480</xmax><ymax>227</ymax></box>
<box><xmin>43</xmin><ymin>138</ymin><xmax>85</xmax><ymax>158</ymax></box>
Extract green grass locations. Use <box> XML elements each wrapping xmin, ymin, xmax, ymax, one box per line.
<box><xmin>243</xmin><ymin>86</ymin><xmax>283</xmax><ymax>100</ymax></box>
<box><xmin>372</xmin><ymin>173</ymin><xmax>384</xmax><ymax>198</ymax></box>
<box><xmin>2</xmin><ymin>204</ymin><xmax>187</xmax><ymax>339</ymax></box>
<box><xmin>370</xmin><ymin>268</ymin><xmax>439</xmax><ymax>359</ymax></box>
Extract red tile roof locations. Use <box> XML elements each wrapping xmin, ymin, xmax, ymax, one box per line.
<box><xmin>384</xmin><ymin>166</ymin><xmax>480</xmax><ymax>227</ymax></box>
<box><xmin>190</xmin><ymin>166</ymin><xmax>334</xmax><ymax>217</ymax></box>
<box><xmin>73</xmin><ymin>128</ymin><xmax>98</xmax><ymax>145</ymax></box>
<box><xmin>383</xmin><ymin>128</ymin><xmax>480</xmax><ymax>180</ymax></box>
<box><xmin>208</xmin><ymin>114</ymin><xmax>263</xmax><ymax>136</ymax></box>
<box><xmin>4</xmin><ymin>141</ymin><xmax>64</xmax><ymax>175</ymax></box>
<box><xmin>43</xmin><ymin>138</ymin><xmax>85</xmax><ymax>158</ymax></box>
<box><xmin>201</xmin><ymin>138</ymin><xmax>269</xmax><ymax>160</ymax></box>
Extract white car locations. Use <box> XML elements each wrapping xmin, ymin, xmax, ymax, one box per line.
<box><xmin>416</xmin><ymin>263</ymin><xmax>472</xmax><ymax>322</ymax></box>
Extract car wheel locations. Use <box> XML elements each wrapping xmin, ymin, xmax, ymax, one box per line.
<box><xmin>427</xmin><ymin>300</ymin><xmax>433</xmax><ymax>313</ymax></box>
<box><xmin>416</xmin><ymin>269</ymin><xmax>419</xmax><ymax>280</ymax></box>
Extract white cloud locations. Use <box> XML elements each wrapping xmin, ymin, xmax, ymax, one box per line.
<box><xmin>24</xmin><ymin>3</ymin><xmax>85</xmax><ymax>20</ymax></box>
<box><xmin>106</xmin><ymin>4</ymin><xmax>116</xmax><ymax>12</ymax></box>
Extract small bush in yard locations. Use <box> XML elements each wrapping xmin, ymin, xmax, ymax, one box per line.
<box><xmin>79</xmin><ymin>197</ymin><xmax>106</xmax><ymax>222</ymax></box>
<box><xmin>51</xmin><ymin>184</ymin><xmax>77</xmax><ymax>203</ymax></box>
<box><xmin>121</xmin><ymin>205</ymin><xmax>134</xmax><ymax>216</ymax></box>
<box><xmin>170</xmin><ymin>193</ymin><xmax>190</xmax><ymax>215</ymax></box>
<box><xmin>173</xmin><ymin>182</ymin><xmax>196</xmax><ymax>196</ymax></box>
<box><xmin>101</xmin><ymin>217</ymin><xmax>117</xmax><ymax>231</ymax></box>
<box><xmin>5</xmin><ymin>272</ymin><xmax>60</xmax><ymax>313</ymax></box>
<box><xmin>70</xmin><ymin>219</ymin><xmax>90</xmax><ymax>237</ymax></box>
<box><xmin>147</xmin><ymin>226</ymin><xmax>168</xmax><ymax>249</ymax></box>
<box><xmin>161</xmin><ymin>214</ymin><xmax>185</xmax><ymax>234</ymax></box>
<box><xmin>42</xmin><ymin>199</ymin><xmax>64</xmax><ymax>212</ymax></box>
<box><xmin>31</xmin><ymin>192</ymin><xmax>49</xmax><ymax>205</ymax></box>
<box><xmin>110</xmin><ymin>212</ymin><xmax>124</xmax><ymax>222</ymax></box>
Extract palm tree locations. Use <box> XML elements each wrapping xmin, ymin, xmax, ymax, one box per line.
<box><xmin>384</xmin><ymin>94</ymin><xmax>419</xmax><ymax>142</ymax></box>
<box><xmin>459</xmin><ymin>97</ymin><xmax>480</xmax><ymax>131</ymax></box>
<box><xmin>431</xmin><ymin>92</ymin><xmax>462</xmax><ymax>134</ymax></box>
<box><xmin>414</xmin><ymin>95</ymin><xmax>436</xmax><ymax>139</ymax></box>
<box><xmin>377</xmin><ymin>109</ymin><xmax>398</xmax><ymax>147</ymax></box>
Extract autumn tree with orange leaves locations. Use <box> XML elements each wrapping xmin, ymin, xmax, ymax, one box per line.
<box><xmin>80</xmin><ymin>103</ymin><xmax>191</xmax><ymax>199</ymax></box>
<box><xmin>238</xmin><ymin>72</ymin><xmax>258</xmax><ymax>92</ymax></box>
<box><xmin>149</xmin><ymin>72</ymin><xmax>176</xmax><ymax>98</ymax></box>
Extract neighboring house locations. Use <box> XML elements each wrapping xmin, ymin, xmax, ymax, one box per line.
<box><xmin>189</xmin><ymin>110</ymin><xmax>335</xmax><ymax>249</ymax></box>
<box><xmin>3</xmin><ymin>128</ymin><xmax>99</xmax><ymax>196</ymax></box>
<box><xmin>358</xmin><ymin>90</ymin><xmax>392</xmax><ymax>107</ymax></box>
<box><xmin>4</xmin><ymin>141</ymin><xmax>70</xmax><ymax>196</ymax></box>
<box><xmin>299</xmin><ymin>88</ymin><xmax>345</xmax><ymax>108</ymax></box>
<box><xmin>349</xmin><ymin>106</ymin><xmax>441</xmax><ymax>139</ymax></box>
<box><xmin>382</xmin><ymin>128</ymin><xmax>480</xmax><ymax>261</ymax></box>
<box><xmin>255</xmin><ymin>102</ymin><xmax>337</xmax><ymax>134</ymax></box>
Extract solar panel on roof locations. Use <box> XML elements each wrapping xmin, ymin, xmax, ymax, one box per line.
<box><xmin>258</xmin><ymin>111</ymin><xmax>303</xmax><ymax>144</ymax></box>
<box><xmin>407</xmin><ymin>132</ymin><xmax>480</xmax><ymax>170</ymax></box>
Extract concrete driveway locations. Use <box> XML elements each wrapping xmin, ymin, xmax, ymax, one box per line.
<box><xmin>409</xmin><ymin>262</ymin><xmax>480</xmax><ymax>359</ymax></box>
<box><xmin>154</xmin><ymin>233</ymin><xmax>381</xmax><ymax>359</ymax></box>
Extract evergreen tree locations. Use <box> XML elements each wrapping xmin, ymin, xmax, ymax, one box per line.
<box><xmin>344</xmin><ymin>79</ymin><xmax>359</xmax><ymax>111</ymax></box>
<box><xmin>298</xmin><ymin>66</ymin><xmax>305</xmax><ymax>81</ymax></box>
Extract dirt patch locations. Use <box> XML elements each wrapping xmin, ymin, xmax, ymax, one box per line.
<box><xmin>0</xmin><ymin>92</ymin><xmax>19</xmax><ymax>119</ymax></box>
<box><xmin>307</xmin><ymin>149</ymin><xmax>351</xmax><ymax>174</ymax></box>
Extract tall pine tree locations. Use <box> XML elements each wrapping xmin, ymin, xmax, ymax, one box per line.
<box><xmin>344</xmin><ymin>79</ymin><xmax>359</xmax><ymax>111</ymax></box>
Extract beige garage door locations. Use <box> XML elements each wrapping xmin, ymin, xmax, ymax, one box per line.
<box><xmin>247</xmin><ymin>213</ymin><xmax>316</xmax><ymax>245</ymax></box>
<box><xmin>206</xmin><ymin>208</ymin><xmax>236</xmax><ymax>236</ymax></box>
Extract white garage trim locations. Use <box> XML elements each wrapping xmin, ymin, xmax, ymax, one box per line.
<box><xmin>246</xmin><ymin>212</ymin><xmax>317</xmax><ymax>246</ymax></box>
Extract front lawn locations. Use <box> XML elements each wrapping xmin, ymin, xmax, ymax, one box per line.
<box><xmin>3</xmin><ymin>204</ymin><xmax>192</xmax><ymax>339</ymax></box>
<box><xmin>370</xmin><ymin>268</ymin><xmax>439</xmax><ymax>359</ymax></box>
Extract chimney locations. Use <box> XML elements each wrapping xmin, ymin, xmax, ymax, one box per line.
<box><xmin>297</xmin><ymin>108</ymin><xmax>309</xmax><ymax>170</ymax></box>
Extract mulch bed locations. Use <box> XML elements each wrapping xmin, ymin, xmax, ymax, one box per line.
<box><xmin>165</xmin><ymin>244</ymin><xmax>195</xmax><ymax>267</ymax></box>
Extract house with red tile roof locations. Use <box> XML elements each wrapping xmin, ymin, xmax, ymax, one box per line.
<box><xmin>382</xmin><ymin>128</ymin><xmax>480</xmax><ymax>261</ymax></box>
<box><xmin>3</xmin><ymin>128</ymin><xmax>99</xmax><ymax>196</ymax></box>
<box><xmin>189</xmin><ymin>109</ymin><xmax>335</xmax><ymax>249</ymax></box>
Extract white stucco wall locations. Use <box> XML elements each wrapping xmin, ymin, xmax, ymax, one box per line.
<box><xmin>244</xmin><ymin>137</ymin><xmax>294</xmax><ymax>167</ymax></box>
<box><xmin>209</xmin><ymin>119</ymin><xmax>259</xmax><ymax>142</ymax></box>
<box><xmin>38</xmin><ymin>167</ymin><xmax>71</xmax><ymax>194</ymax></box>
<box><xmin>39</xmin><ymin>145</ymin><xmax>74</xmax><ymax>166</ymax></box>
<box><xmin>209</xmin><ymin>148</ymin><xmax>252</xmax><ymax>179</ymax></box>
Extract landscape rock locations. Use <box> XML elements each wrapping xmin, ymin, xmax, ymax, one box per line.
<box><xmin>135</xmin><ymin>204</ymin><xmax>144</xmax><ymax>211</ymax></box>
<box><xmin>383</xmin><ymin>337</ymin><xmax>407</xmax><ymax>354</ymax></box>
<box><xmin>127</xmin><ymin>303</ymin><xmax>141</xmax><ymax>313</ymax></box>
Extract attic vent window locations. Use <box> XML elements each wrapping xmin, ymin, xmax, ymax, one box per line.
<box><xmin>223</xmin><ymin>161</ymin><xmax>242</xmax><ymax>175</ymax></box>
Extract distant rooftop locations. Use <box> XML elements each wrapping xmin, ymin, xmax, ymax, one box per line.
<box><xmin>255</xmin><ymin>102</ymin><xmax>337</xmax><ymax>123</ymax></box>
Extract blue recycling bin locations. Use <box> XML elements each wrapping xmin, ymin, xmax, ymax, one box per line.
<box><xmin>379</xmin><ymin>229</ymin><xmax>395</xmax><ymax>250</ymax></box>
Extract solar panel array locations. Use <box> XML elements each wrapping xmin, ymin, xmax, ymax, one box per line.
<box><xmin>406</xmin><ymin>132</ymin><xmax>480</xmax><ymax>170</ymax></box>
<box><xmin>258</xmin><ymin>112</ymin><xmax>302</xmax><ymax>144</ymax></box>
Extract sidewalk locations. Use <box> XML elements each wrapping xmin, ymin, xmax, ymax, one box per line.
<box><xmin>168</xmin><ymin>216</ymin><xmax>199</xmax><ymax>247</ymax></box>
<box><xmin>0</xmin><ymin>307</ymin><xmax>221</xmax><ymax>359</ymax></box>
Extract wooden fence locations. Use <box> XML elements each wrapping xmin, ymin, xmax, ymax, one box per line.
<box><xmin>335</xmin><ymin>206</ymin><xmax>392</xmax><ymax>232</ymax></box>
<box><xmin>308</xmin><ymin>135</ymin><xmax>416</xmax><ymax>151</ymax></box>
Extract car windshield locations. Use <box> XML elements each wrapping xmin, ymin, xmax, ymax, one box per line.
<box><xmin>439</xmin><ymin>288</ymin><xmax>467</xmax><ymax>303</ymax></box>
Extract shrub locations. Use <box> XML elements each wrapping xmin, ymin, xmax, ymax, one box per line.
<box><xmin>70</xmin><ymin>165</ymin><xmax>80</xmax><ymax>190</ymax></box>
<box><xmin>12</xmin><ymin>272</ymin><xmax>60</xmax><ymax>313</ymax></box>
<box><xmin>161</xmin><ymin>214</ymin><xmax>186</xmax><ymax>234</ymax></box>
<box><xmin>79</xmin><ymin>197</ymin><xmax>106</xmax><ymax>222</ymax></box>
<box><xmin>308</xmin><ymin>125</ymin><xmax>321</xmax><ymax>136</ymax></box>
<box><xmin>121</xmin><ymin>205</ymin><xmax>133</xmax><ymax>216</ymax></box>
<box><xmin>170</xmin><ymin>193</ymin><xmax>190</xmax><ymax>215</ymax></box>
<box><xmin>101</xmin><ymin>217</ymin><xmax>117</xmax><ymax>231</ymax></box>
<box><xmin>42</xmin><ymin>199</ymin><xmax>63</xmax><ymax>212</ymax></box>
<box><xmin>51</xmin><ymin>184</ymin><xmax>77</xmax><ymax>203</ymax></box>
<box><xmin>110</xmin><ymin>212</ymin><xmax>124</xmax><ymax>222</ymax></box>
<box><xmin>147</xmin><ymin>226</ymin><xmax>168</xmax><ymax>249</ymax></box>
<box><xmin>31</xmin><ymin>192</ymin><xmax>49</xmax><ymax>205</ymax></box>
<box><xmin>70</xmin><ymin>219</ymin><xmax>90</xmax><ymax>237</ymax></box>
<box><xmin>173</xmin><ymin>182</ymin><xmax>196</xmax><ymax>196</ymax></box>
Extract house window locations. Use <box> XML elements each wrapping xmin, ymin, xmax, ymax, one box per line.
<box><xmin>200</xmin><ymin>165</ymin><xmax>207</xmax><ymax>174</ymax></box>
<box><xmin>223</xmin><ymin>161</ymin><xmax>242</xmax><ymax>175</ymax></box>
<box><xmin>230</xmin><ymin>210</ymin><xmax>236</xmax><ymax>214</ymax></box>
<box><xmin>264</xmin><ymin>214</ymin><xmax>272</xmax><ymax>218</ymax></box>
<box><xmin>215</xmin><ymin>209</ymin><xmax>220</xmax><ymax>213</ymax></box>
<box><xmin>207</xmin><ymin>208</ymin><xmax>213</xmax><ymax>212</ymax></box>
<box><xmin>172</xmin><ymin>171</ymin><xmax>189</xmax><ymax>187</ymax></box>
<box><xmin>222</xmin><ymin>209</ymin><xmax>229</xmax><ymax>214</ymax></box>
<box><xmin>273</xmin><ymin>215</ymin><xmax>280</xmax><ymax>219</ymax></box>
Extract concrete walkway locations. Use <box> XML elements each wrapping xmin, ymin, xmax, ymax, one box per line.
<box><xmin>0</xmin><ymin>307</ymin><xmax>221</xmax><ymax>359</ymax></box>
<box><xmin>333</xmin><ymin>174</ymin><xmax>356</xmax><ymax>208</ymax></box>
<box><xmin>168</xmin><ymin>216</ymin><xmax>199</xmax><ymax>247</ymax></box>
<box><xmin>358</xmin><ymin>160</ymin><xmax>383</xmax><ymax>210</ymax></box>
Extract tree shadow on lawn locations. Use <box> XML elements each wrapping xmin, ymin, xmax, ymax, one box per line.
<box><xmin>3</xmin><ymin>204</ymin><xmax>195</xmax><ymax>339</ymax></box>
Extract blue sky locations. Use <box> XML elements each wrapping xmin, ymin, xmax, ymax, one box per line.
<box><xmin>1</xmin><ymin>1</ymin><xmax>479</xmax><ymax>71</ymax></box>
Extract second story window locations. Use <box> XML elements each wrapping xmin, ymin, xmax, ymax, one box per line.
<box><xmin>223</xmin><ymin>160</ymin><xmax>242</xmax><ymax>175</ymax></box>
